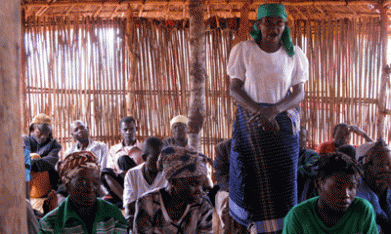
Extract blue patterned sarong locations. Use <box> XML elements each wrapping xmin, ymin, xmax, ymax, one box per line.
<box><xmin>229</xmin><ymin>104</ymin><xmax>300</xmax><ymax>234</ymax></box>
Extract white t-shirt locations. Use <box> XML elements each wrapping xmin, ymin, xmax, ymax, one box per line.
<box><xmin>227</xmin><ymin>40</ymin><xmax>309</xmax><ymax>104</ymax></box>
<box><xmin>123</xmin><ymin>163</ymin><xmax>168</xmax><ymax>208</ymax></box>
<box><xmin>64</xmin><ymin>139</ymin><xmax>108</xmax><ymax>167</ymax></box>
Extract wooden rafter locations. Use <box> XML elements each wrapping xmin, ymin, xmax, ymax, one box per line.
<box><xmin>21</xmin><ymin>0</ymin><xmax>391</xmax><ymax>20</ymax></box>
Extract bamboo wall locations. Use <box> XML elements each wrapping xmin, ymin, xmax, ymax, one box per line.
<box><xmin>22</xmin><ymin>16</ymin><xmax>390</xmax><ymax>161</ymax></box>
<box><xmin>292</xmin><ymin>18</ymin><xmax>387</xmax><ymax>148</ymax></box>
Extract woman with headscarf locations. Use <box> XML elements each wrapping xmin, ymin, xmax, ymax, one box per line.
<box><xmin>228</xmin><ymin>4</ymin><xmax>309</xmax><ymax>233</ymax></box>
<box><xmin>355</xmin><ymin>139</ymin><xmax>391</xmax><ymax>233</ymax></box>
<box><xmin>133</xmin><ymin>146</ymin><xmax>213</xmax><ymax>233</ymax></box>
<box><xmin>39</xmin><ymin>151</ymin><xmax>127</xmax><ymax>234</ymax></box>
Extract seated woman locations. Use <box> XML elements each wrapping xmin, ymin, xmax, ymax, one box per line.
<box><xmin>23</xmin><ymin>113</ymin><xmax>61</xmax><ymax>195</ymax></box>
<box><xmin>39</xmin><ymin>151</ymin><xmax>127</xmax><ymax>234</ymax></box>
<box><xmin>356</xmin><ymin>139</ymin><xmax>391</xmax><ymax>233</ymax></box>
<box><xmin>282</xmin><ymin>152</ymin><xmax>378</xmax><ymax>234</ymax></box>
<box><xmin>133</xmin><ymin>146</ymin><xmax>213</xmax><ymax>233</ymax></box>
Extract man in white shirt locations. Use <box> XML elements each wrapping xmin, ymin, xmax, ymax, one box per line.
<box><xmin>104</xmin><ymin>116</ymin><xmax>143</xmax><ymax>172</ymax></box>
<box><xmin>64</xmin><ymin>120</ymin><xmax>108</xmax><ymax>167</ymax></box>
<box><xmin>124</xmin><ymin>137</ymin><xmax>168</xmax><ymax>230</ymax></box>
<box><xmin>101</xmin><ymin>116</ymin><xmax>143</xmax><ymax>208</ymax></box>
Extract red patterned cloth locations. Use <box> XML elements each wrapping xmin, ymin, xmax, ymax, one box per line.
<box><xmin>58</xmin><ymin>151</ymin><xmax>99</xmax><ymax>185</ymax></box>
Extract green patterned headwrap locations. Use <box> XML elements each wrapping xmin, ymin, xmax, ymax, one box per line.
<box><xmin>250</xmin><ymin>4</ymin><xmax>295</xmax><ymax>57</ymax></box>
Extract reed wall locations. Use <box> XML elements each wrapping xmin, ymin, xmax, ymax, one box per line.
<box><xmin>22</xmin><ymin>16</ymin><xmax>390</xmax><ymax>160</ymax></box>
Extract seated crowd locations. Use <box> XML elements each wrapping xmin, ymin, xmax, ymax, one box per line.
<box><xmin>23</xmin><ymin>113</ymin><xmax>391</xmax><ymax>234</ymax></box>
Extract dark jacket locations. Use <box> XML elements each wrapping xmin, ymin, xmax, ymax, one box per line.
<box><xmin>23</xmin><ymin>135</ymin><xmax>61</xmax><ymax>172</ymax></box>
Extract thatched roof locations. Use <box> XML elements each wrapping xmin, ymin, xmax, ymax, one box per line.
<box><xmin>22</xmin><ymin>0</ymin><xmax>391</xmax><ymax>21</ymax></box>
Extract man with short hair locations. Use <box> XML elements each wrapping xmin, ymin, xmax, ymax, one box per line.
<box><xmin>101</xmin><ymin>116</ymin><xmax>143</xmax><ymax>207</ymax></box>
<box><xmin>123</xmin><ymin>137</ymin><xmax>168</xmax><ymax>230</ymax></box>
<box><xmin>163</xmin><ymin>115</ymin><xmax>188</xmax><ymax>147</ymax></box>
<box><xmin>356</xmin><ymin>139</ymin><xmax>391</xmax><ymax>233</ymax></box>
<box><xmin>64</xmin><ymin>120</ymin><xmax>108</xmax><ymax>167</ymax></box>
<box><xmin>317</xmin><ymin>123</ymin><xmax>373</xmax><ymax>156</ymax></box>
<box><xmin>104</xmin><ymin>116</ymin><xmax>143</xmax><ymax>171</ymax></box>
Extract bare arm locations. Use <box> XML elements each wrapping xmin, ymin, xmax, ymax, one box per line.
<box><xmin>230</xmin><ymin>78</ymin><xmax>260</xmax><ymax>114</ymax></box>
<box><xmin>230</xmin><ymin>78</ymin><xmax>305</xmax><ymax>121</ymax></box>
<box><xmin>125</xmin><ymin>202</ymin><xmax>136</xmax><ymax>230</ymax></box>
<box><xmin>349</xmin><ymin>125</ymin><xmax>373</xmax><ymax>142</ymax></box>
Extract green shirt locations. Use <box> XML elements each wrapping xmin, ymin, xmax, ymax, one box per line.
<box><xmin>39</xmin><ymin>197</ymin><xmax>127</xmax><ymax>234</ymax></box>
<box><xmin>282</xmin><ymin>197</ymin><xmax>378</xmax><ymax>234</ymax></box>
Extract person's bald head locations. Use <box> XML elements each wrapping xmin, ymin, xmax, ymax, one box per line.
<box><xmin>70</xmin><ymin>120</ymin><xmax>89</xmax><ymax>143</ymax></box>
<box><xmin>333</xmin><ymin>123</ymin><xmax>350</xmax><ymax>148</ymax></box>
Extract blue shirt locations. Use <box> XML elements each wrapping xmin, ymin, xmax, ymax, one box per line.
<box><xmin>356</xmin><ymin>177</ymin><xmax>391</xmax><ymax>233</ymax></box>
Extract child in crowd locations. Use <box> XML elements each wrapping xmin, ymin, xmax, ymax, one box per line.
<box><xmin>282</xmin><ymin>152</ymin><xmax>378</xmax><ymax>234</ymax></box>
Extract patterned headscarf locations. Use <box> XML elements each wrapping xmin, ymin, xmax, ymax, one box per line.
<box><xmin>356</xmin><ymin>139</ymin><xmax>391</xmax><ymax>166</ymax></box>
<box><xmin>58</xmin><ymin>151</ymin><xmax>100</xmax><ymax>185</ymax></box>
<box><xmin>158</xmin><ymin>146</ymin><xmax>208</xmax><ymax>180</ymax></box>
<box><xmin>250</xmin><ymin>4</ymin><xmax>295</xmax><ymax>57</ymax></box>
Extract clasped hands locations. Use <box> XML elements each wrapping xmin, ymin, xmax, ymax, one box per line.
<box><xmin>248</xmin><ymin>105</ymin><xmax>280</xmax><ymax>134</ymax></box>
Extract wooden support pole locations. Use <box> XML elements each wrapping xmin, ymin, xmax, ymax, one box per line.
<box><xmin>232</xmin><ymin>0</ymin><xmax>250</xmax><ymax>47</ymax></box>
<box><xmin>0</xmin><ymin>0</ymin><xmax>27</xmax><ymax>233</ymax></box>
<box><xmin>188</xmin><ymin>0</ymin><xmax>206</xmax><ymax>151</ymax></box>
<box><xmin>377</xmin><ymin>5</ymin><xmax>389</xmax><ymax>138</ymax></box>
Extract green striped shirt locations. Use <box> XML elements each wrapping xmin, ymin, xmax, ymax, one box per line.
<box><xmin>39</xmin><ymin>197</ymin><xmax>127</xmax><ymax>234</ymax></box>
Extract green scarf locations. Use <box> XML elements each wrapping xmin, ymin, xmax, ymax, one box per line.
<box><xmin>250</xmin><ymin>4</ymin><xmax>295</xmax><ymax>57</ymax></box>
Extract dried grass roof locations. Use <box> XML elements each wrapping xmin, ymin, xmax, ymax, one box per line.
<box><xmin>22</xmin><ymin>0</ymin><xmax>391</xmax><ymax>21</ymax></box>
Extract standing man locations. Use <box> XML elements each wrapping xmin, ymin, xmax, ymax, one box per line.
<box><xmin>163</xmin><ymin>115</ymin><xmax>189</xmax><ymax>147</ymax></box>
<box><xmin>64</xmin><ymin>120</ymin><xmax>108</xmax><ymax>167</ymax></box>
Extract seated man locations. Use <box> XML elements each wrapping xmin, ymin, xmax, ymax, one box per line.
<box><xmin>57</xmin><ymin>120</ymin><xmax>109</xmax><ymax>205</ymax></box>
<box><xmin>356</xmin><ymin>139</ymin><xmax>391</xmax><ymax>233</ymax></box>
<box><xmin>123</xmin><ymin>137</ymin><xmax>168</xmax><ymax>230</ymax></box>
<box><xmin>39</xmin><ymin>151</ymin><xmax>127</xmax><ymax>233</ymax></box>
<box><xmin>23</xmin><ymin>113</ymin><xmax>61</xmax><ymax>196</ymax></box>
<box><xmin>317</xmin><ymin>123</ymin><xmax>372</xmax><ymax>156</ymax></box>
<box><xmin>101</xmin><ymin>116</ymin><xmax>143</xmax><ymax>207</ymax></box>
<box><xmin>162</xmin><ymin>115</ymin><xmax>188</xmax><ymax>147</ymax></box>
<box><xmin>282</xmin><ymin>152</ymin><xmax>378</xmax><ymax>233</ymax></box>
<box><xmin>133</xmin><ymin>146</ymin><xmax>213</xmax><ymax>233</ymax></box>
<box><xmin>214</xmin><ymin>139</ymin><xmax>249</xmax><ymax>234</ymax></box>
<box><xmin>297</xmin><ymin>126</ymin><xmax>320</xmax><ymax>202</ymax></box>
<box><xmin>65</xmin><ymin>120</ymin><xmax>108</xmax><ymax>167</ymax></box>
